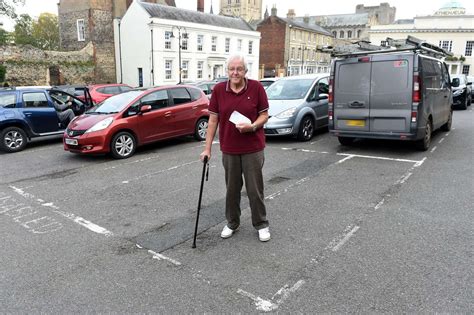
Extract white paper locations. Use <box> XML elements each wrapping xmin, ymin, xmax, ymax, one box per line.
<box><xmin>229</xmin><ymin>110</ymin><xmax>251</xmax><ymax>125</ymax></box>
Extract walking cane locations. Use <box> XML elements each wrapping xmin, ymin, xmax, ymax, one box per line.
<box><xmin>192</xmin><ymin>155</ymin><xmax>209</xmax><ymax>248</ymax></box>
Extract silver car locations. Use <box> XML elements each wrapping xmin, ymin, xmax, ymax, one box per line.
<box><xmin>264</xmin><ymin>73</ymin><xmax>330</xmax><ymax>141</ymax></box>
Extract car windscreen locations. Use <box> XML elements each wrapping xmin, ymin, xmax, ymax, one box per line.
<box><xmin>265</xmin><ymin>79</ymin><xmax>313</xmax><ymax>100</ymax></box>
<box><xmin>88</xmin><ymin>91</ymin><xmax>142</xmax><ymax>114</ymax></box>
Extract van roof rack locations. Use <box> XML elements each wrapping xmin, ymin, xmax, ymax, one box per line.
<box><xmin>317</xmin><ymin>35</ymin><xmax>453</xmax><ymax>59</ymax></box>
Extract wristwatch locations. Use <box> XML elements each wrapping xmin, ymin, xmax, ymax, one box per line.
<box><xmin>252</xmin><ymin>123</ymin><xmax>257</xmax><ymax>132</ymax></box>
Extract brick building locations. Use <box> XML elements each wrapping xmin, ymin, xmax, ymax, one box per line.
<box><xmin>58</xmin><ymin>0</ymin><xmax>175</xmax><ymax>83</ymax></box>
<box><xmin>257</xmin><ymin>6</ymin><xmax>333</xmax><ymax>78</ymax></box>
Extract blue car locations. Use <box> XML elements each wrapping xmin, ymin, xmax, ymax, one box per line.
<box><xmin>0</xmin><ymin>87</ymin><xmax>91</xmax><ymax>153</ymax></box>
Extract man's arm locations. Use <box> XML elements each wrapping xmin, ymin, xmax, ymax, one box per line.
<box><xmin>236</xmin><ymin>110</ymin><xmax>268</xmax><ymax>133</ymax></box>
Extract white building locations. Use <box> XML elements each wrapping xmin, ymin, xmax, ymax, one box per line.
<box><xmin>369</xmin><ymin>2</ymin><xmax>474</xmax><ymax>76</ymax></box>
<box><xmin>115</xmin><ymin>1</ymin><xmax>261</xmax><ymax>87</ymax></box>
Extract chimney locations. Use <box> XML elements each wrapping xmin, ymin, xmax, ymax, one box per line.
<box><xmin>271</xmin><ymin>4</ymin><xmax>277</xmax><ymax>17</ymax></box>
<box><xmin>197</xmin><ymin>0</ymin><xmax>204</xmax><ymax>12</ymax></box>
<box><xmin>303</xmin><ymin>15</ymin><xmax>309</xmax><ymax>23</ymax></box>
<box><xmin>287</xmin><ymin>9</ymin><xmax>295</xmax><ymax>19</ymax></box>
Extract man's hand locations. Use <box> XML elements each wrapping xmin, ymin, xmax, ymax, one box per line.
<box><xmin>236</xmin><ymin>122</ymin><xmax>254</xmax><ymax>133</ymax></box>
<box><xmin>200</xmin><ymin>149</ymin><xmax>211</xmax><ymax>162</ymax></box>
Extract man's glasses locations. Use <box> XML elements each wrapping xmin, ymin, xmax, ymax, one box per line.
<box><xmin>228</xmin><ymin>67</ymin><xmax>246</xmax><ymax>73</ymax></box>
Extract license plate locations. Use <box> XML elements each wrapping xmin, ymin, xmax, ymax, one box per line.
<box><xmin>346</xmin><ymin>120</ymin><xmax>365</xmax><ymax>127</ymax></box>
<box><xmin>65</xmin><ymin>138</ymin><xmax>78</xmax><ymax>145</ymax></box>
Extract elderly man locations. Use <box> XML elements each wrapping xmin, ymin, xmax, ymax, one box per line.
<box><xmin>200</xmin><ymin>54</ymin><xmax>270</xmax><ymax>242</ymax></box>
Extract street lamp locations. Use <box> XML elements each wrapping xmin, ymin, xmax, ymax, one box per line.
<box><xmin>286</xmin><ymin>24</ymin><xmax>292</xmax><ymax>76</ymax></box>
<box><xmin>170</xmin><ymin>26</ymin><xmax>187</xmax><ymax>84</ymax></box>
<box><xmin>299</xmin><ymin>46</ymin><xmax>308</xmax><ymax>75</ymax></box>
<box><xmin>115</xmin><ymin>17</ymin><xmax>123</xmax><ymax>84</ymax></box>
<box><xmin>148</xmin><ymin>21</ymin><xmax>155</xmax><ymax>86</ymax></box>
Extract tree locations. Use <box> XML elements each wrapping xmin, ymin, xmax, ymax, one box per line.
<box><xmin>0</xmin><ymin>28</ymin><xmax>10</xmax><ymax>44</ymax></box>
<box><xmin>0</xmin><ymin>64</ymin><xmax>6</xmax><ymax>83</ymax></box>
<box><xmin>0</xmin><ymin>0</ymin><xmax>25</xmax><ymax>20</ymax></box>
<box><xmin>32</xmin><ymin>13</ymin><xmax>59</xmax><ymax>50</ymax></box>
<box><xmin>13</xmin><ymin>13</ymin><xmax>34</xmax><ymax>46</ymax></box>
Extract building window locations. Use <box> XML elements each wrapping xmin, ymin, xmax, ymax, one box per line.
<box><xmin>228</xmin><ymin>0</ymin><xmax>231</xmax><ymax>4</ymax></box>
<box><xmin>165</xmin><ymin>60</ymin><xmax>172</xmax><ymax>80</ymax></box>
<box><xmin>212</xmin><ymin>36</ymin><xmax>217</xmax><ymax>52</ymax></box>
<box><xmin>248</xmin><ymin>62</ymin><xmax>253</xmax><ymax>77</ymax></box>
<box><xmin>462</xmin><ymin>65</ymin><xmax>470</xmax><ymax>75</ymax></box>
<box><xmin>236</xmin><ymin>0</ymin><xmax>240</xmax><ymax>3</ymax></box>
<box><xmin>197</xmin><ymin>61</ymin><xmax>204</xmax><ymax>79</ymax></box>
<box><xmin>291</xmin><ymin>47</ymin><xmax>295</xmax><ymax>59</ymax></box>
<box><xmin>347</xmin><ymin>30</ymin><xmax>352</xmax><ymax>38</ymax></box>
<box><xmin>225</xmin><ymin>38</ymin><xmax>230</xmax><ymax>53</ymax></box>
<box><xmin>182</xmin><ymin>61</ymin><xmax>189</xmax><ymax>80</ymax></box>
<box><xmin>76</xmin><ymin>19</ymin><xmax>85</xmax><ymax>41</ymax></box>
<box><xmin>237</xmin><ymin>39</ymin><xmax>242</xmax><ymax>52</ymax></box>
<box><xmin>248</xmin><ymin>41</ymin><xmax>253</xmax><ymax>55</ymax></box>
<box><xmin>465</xmin><ymin>41</ymin><xmax>473</xmax><ymax>56</ymax></box>
<box><xmin>181</xmin><ymin>33</ymin><xmax>188</xmax><ymax>50</ymax></box>
<box><xmin>381</xmin><ymin>40</ymin><xmax>388</xmax><ymax>47</ymax></box>
<box><xmin>357</xmin><ymin>30</ymin><xmax>361</xmax><ymax>38</ymax></box>
<box><xmin>292</xmin><ymin>30</ymin><xmax>296</xmax><ymax>40</ymax></box>
<box><xmin>197</xmin><ymin>35</ymin><xmax>203</xmax><ymax>51</ymax></box>
<box><xmin>165</xmin><ymin>31</ymin><xmax>172</xmax><ymax>49</ymax></box>
<box><xmin>339</xmin><ymin>31</ymin><xmax>344</xmax><ymax>39</ymax></box>
<box><xmin>439</xmin><ymin>40</ymin><xmax>452</xmax><ymax>52</ymax></box>
<box><xmin>332</xmin><ymin>31</ymin><xmax>337</xmax><ymax>38</ymax></box>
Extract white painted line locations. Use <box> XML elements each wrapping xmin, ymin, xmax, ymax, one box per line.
<box><xmin>399</xmin><ymin>172</ymin><xmax>412</xmax><ymax>184</ymax></box>
<box><xmin>148</xmin><ymin>250</ymin><xmax>182</xmax><ymax>266</ymax></box>
<box><xmin>281</xmin><ymin>147</ymin><xmax>329</xmax><ymax>154</ymax></box>
<box><xmin>9</xmin><ymin>186</ymin><xmax>113</xmax><ymax>237</ymax></box>
<box><xmin>337</xmin><ymin>153</ymin><xmax>421</xmax><ymax>164</ymax></box>
<box><xmin>328</xmin><ymin>225</ymin><xmax>360</xmax><ymax>252</ymax></box>
<box><xmin>265</xmin><ymin>177</ymin><xmax>310</xmax><ymax>200</ymax></box>
<box><xmin>430</xmin><ymin>146</ymin><xmax>437</xmax><ymax>153</ymax></box>
<box><xmin>123</xmin><ymin>160</ymin><xmax>199</xmax><ymax>183</ymax></box>
<box><xmin>374</xmin><ymin>198</ymin><xmax>385</xmax><ymax>210</ymax></box>
<box><xmin>237</xmin><ymin>280</ymin><xmax>305</xmax><ymax>312</ymax></box>
<box><xmin>439</xmin><ymin>138</ymin><xmax>445</xmax><ymax>144</ymax></box>
<box><xmin>335</xmin><ymin>155</ymin><xmax>354</xmax><ymax>164</ymax></box>
<box><xmin>413</xmin><ymin>157</ymin><xmax>427</xmax><ymax>168</ymax></box>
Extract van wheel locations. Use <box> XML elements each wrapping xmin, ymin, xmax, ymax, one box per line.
<box><xmin>0</xmin><ymin>127</ymin><xmax>28</xmax><ymax>153</ymax></box>
<box><xmin>416</xmin><ymin>120</ymin><xmax>432</xmax><ymax>151</ymax></box>
<box><xmin>338</xmin><ymin>136</ymin><xmax>355</xmax><ymax>146</ymax></box>
<box><xmin>297</xmin><ymin>116</ymin><xmax>314</xmax><ymax>141</ymax></box>
<box><xmin>440</xmin><ymin>109</ymin><xmax>452</xmax><ymax>131</ymax></box>
<box><xmin>110</xmin><ymin>131</ymin><xmax>136</xmax><ymax>159</ymax></box>
<box><xmin>194</xmin><ymin>117</ymin><xmax>208</xmax><ymax>141</ymax></box>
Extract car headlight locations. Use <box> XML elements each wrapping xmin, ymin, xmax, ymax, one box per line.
<box><xmin>85</xmin><ymin>117</ymin><xmax>114</xmax><ymax>133</ymax></box>
<box><xmin>275</xmin><ymin>107</ymin><xmax>297</xmax><ymax>119</ymax></box>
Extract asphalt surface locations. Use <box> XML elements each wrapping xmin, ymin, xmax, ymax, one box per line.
<box><xmin>0</xmin><ymin>108</ymin><xmax>472</xmax><ymax>313</ymax></box>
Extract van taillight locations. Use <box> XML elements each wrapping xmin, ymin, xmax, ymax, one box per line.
<box><xmin>358</xmin><ymin>57</ymin><xmax>370</xmax><ymax>62</ymax></box>
<box><xmin>411</xmin><ymin>111</ymin><xmax>417</xmax><ymax>123</ymax></box>
<box><xmin>329</xmin><ymin>78</ymin><xmax>333</xmax><ymax>103</ymax></box>
<box><xmin>413</xmin><ymin>75</ymin><xmax>421</xmax><ymax>103</ymax></box>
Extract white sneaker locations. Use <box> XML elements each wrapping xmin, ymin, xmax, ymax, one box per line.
<box><xmin>221</xmin><ymin>225</ymin><xmax>238</xmax><ymax>239</ymax></box>
<box><xmin>258</xmin><ymin>227</ymin><xmax>271</xmax><ymax>242</ymax></box>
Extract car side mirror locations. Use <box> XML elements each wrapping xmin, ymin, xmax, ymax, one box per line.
<box><xmin>451</xmin><ymin>78</ymin><xmax>460</xmax><ymax>87</ymax></box>
<box><xmin>140</xmin><ymin>104</ymin><xmax>151</xmax><ymax>114</ymax></box>
<box><xmin>317</xmin><ymin>93</ymin><xmax>329</xmax><ymax>101</ymax></box>
<box><xmin>467</xmin><ymin>82</ymin><xmax>472</xmax><ymax>86</ymax></box>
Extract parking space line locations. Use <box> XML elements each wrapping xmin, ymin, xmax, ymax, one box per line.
<box><xmin>280</xmin><ymin>147</ymin><xmax>330</xmax><ymax>154</ymax></box>
<box><xmin>430</xmin><ymin>146</ymin><xmax>438</xmax><ymax>153</ymax></box>
<box><xmin>147</xmin><ymin>249</ymin><xmax>182</xmax><ymax>266</ymax></box>
<box><xmin>326</xmin><ymin>225</ymin><xmax>360</xmax><ymax>252</ymax></box>
<box><xmin>237</xmin><ymin>280</ymin><xmax>305</xmax><ymax>312</ymax></box>
<box><xmin>9</xmin><ymin>185</ymin><xmax>113</xmax><ymax>237</ymax></box>
<box><xmin>122</xmin><ymin>160</ymin><xmax>199</xmax><ymax>184</ymax></box>
<box><xmin>337</xmin><ymin>153</ymin><xmax>422</xmax><ymax>164</ymax></box>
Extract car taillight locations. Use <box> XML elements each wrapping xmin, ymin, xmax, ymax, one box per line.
<box><xmin>413</xmin><ymin>74</ymin><xmax>421</xmax><ymax>103</ymax></box>
<box><xmin>411</xmin><ymin>110</ymin><xmax>417</xmax><ymax>123</ymax></box>
<box><xmin>329</xmin><ymin>78</ymin><xmax>333</xmax><ymax>103</ymax></box>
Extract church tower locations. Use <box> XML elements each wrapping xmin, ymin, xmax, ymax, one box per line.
<box><xmin>219</xmin><ymin>0</ymin><xmax>263</xmax><ymax>23</ymax></box>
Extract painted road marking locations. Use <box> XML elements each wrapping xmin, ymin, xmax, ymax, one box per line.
<box><xmin>327</xmin><ymin>225</ymin><xmax>361</xmax><ymax>252</ymax></box>
<box><xmin>336</xmin><ymin>153</ymin><xmax>422</xmax><ymax>164</ymax></box>
<box><xmin>237</xmin><ymin>280</ymin><xmax>305</xmax><ymax>312</ymax></box>
<box><xmin>147</xmin><ymin>249</ymin><xmax>182</xmax><ymax>266</ymax></box>
<box><xmin>9</xmin><ymin>186</ymin><xmax>113</xmax><ymax>237</ymax></box>
<box><xmin>122</xmin><ymin>160</ymin><xmax>199</xmax><ymax>184</ymax></box>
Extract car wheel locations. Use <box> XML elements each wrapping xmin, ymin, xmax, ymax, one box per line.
<box><xmin>297</xmin><ymin>116</ymin><xmax>314</xmax><ymax>141</ymax></box>
<box><xmin>110</xmin><ymin>131</ymin><xmax>136</xmax><ymax>159</ymax></box>
<box><xmin>440</xmin><ymin>109</ymin><xmax>452</xmax><ymax>131</ymax></box>
<box><xmin>338</xmin><ymin>136</ymin><xmax>355</xmax><ymax>146</ymax></box>
<box><xmin>0</xmin><ymin>127</ymin><xmax>28</xmax><ymax>153</ymax></box>
<box><xmin>460</xmin><ymin>94</ymin><xmax>468</xmax><ymax>110</ymax></box>
<box><xmin>416</xmin><ymin>120</ymin><xmax>432</xmax><ymax>151</ymax></box>
<box><xmin>194</xmin><ymin>117</ymin><xmax>208</xmax><ymax>141</ymax></box>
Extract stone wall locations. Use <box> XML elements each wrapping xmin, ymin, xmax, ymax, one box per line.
<box><xmin>0</xmin><ymin>43</ymin><xmax>95</xmax><ymax>86</ymax></box>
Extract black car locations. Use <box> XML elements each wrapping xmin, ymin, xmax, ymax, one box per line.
<box><xmin>451</xmin><ymin>74</ymin><xmax>472</xmax><ymax>110</ymax></box>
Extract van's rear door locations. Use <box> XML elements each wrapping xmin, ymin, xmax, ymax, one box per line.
<box><xmin>333</xmin><ymin>57</ymin><xmax>371</xmax><ymax>132</ymax></box>
<box><xmin>369</xmin><ymin>54</ymin><xmax>412</xmax><ymax>133</ymax></box>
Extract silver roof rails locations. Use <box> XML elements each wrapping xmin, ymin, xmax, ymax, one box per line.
<box><xmin>317</xmin><ymin>36</ymin><xmax>453</xmax><ymax>59</ymax></box>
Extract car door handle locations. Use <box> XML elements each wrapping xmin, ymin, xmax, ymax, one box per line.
<box><xmin>349</xmin><ymin>101</ymin><xmax>365</xmax><ymax>108</ymax></box>
<box><xmin>24</xmin><ymin>112</ymin><xmax>33</xmax><ymax>116</ymax></box>
<box><xmin>164</xmin><ymin>111</ymin><xmax>172</xmax><ymax>117</ymax></box>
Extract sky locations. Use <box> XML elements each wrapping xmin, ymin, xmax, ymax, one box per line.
<box><xmin>1</xmin><ymin>0</ymin><xmax>473</xmax><ymax>31</ymax></box>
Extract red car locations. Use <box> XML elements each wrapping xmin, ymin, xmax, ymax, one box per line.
<box><xmin>63</xmin><ymin>85</ymin><xmax>209</xmax><ymax>159</ymax></box>
<box><xmin>88</xmin><ymin>83</ymin><xmax>133</xmax><ymax>104</ymax></box>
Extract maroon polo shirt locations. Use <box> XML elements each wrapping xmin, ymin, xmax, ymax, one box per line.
<box><xmin>209</xmin><ymin>78</ymin><xmax>269</xmax><ymax>155</ymax></box>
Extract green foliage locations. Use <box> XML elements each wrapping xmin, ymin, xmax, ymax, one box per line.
<box><xmin>13</xmin><ymin>14</ymin><xmax>35</xmax><ymax>46</ymax></box>
<box><xmin>0</xmin><ymin>28</ymin><xmax>10</xmax><ymax>44</ymax></box>
<box><xmin>32</xmin><ymin>13</ymin><xmax>59</xmax><ymax>50</ymax></box>
<box><xmin>0</xmin><ymin>64</ymin><xmax>6</xmax><ymax>82</ymax></box>
<box><xmin>0</xmin><ymin>0</ymin><xmax>25</xmax><ymax>20</ymax></box>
